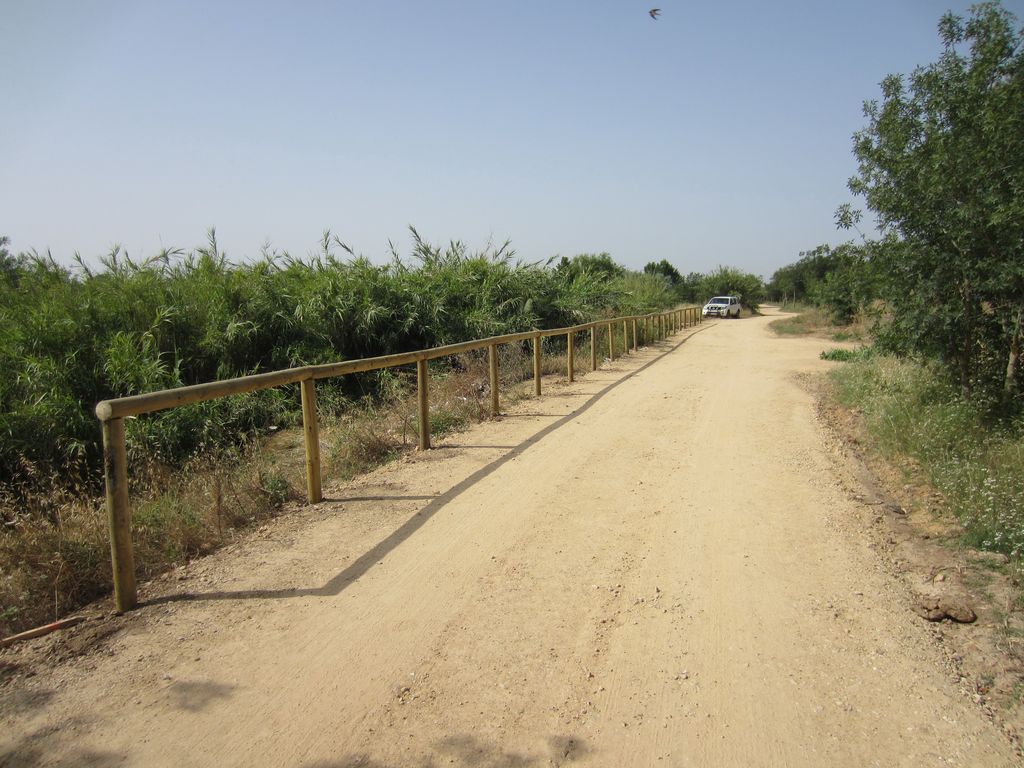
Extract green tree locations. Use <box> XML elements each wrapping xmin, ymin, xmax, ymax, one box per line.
<box><xmin>676</xmin><ymin>272</ymin><xmax>706</xmax><ymax>302</ymax></box>
<box><xmin>696</xmin><ymin>266</ymin><xmax>765</xmax><ymax>311</ymax></box>
<box><xmin>554</xmin><ymin>253</ymin><xmax>625</xmax><ymax>282</ymax></box>
<box><xmin>846</xmin><ymin>2</ymin><xmax>1024</xmax><ymax>406</ymax></box>
<box><xmin>0</xmin><ymin>236</ymin><xmax>19</xmax><ymax>287</ymax></box>
<box><xmin>769</xmin><ymin>242</ymin><xmax>881</xmax><ymax>322</ymax></box>
<box><xmin>643</xmin><ymin>259</ymin><xmax>682</xmax><ymax>285</ymax></box>
<box><xmin>767</xmin><ymin>244</ymin><xmax>834</xmax><ymax>304</ymax></box>
<box><xmin>812</xmin><ymin>243</ymin><xmax>880</xmax><ymax>324</ymax></box>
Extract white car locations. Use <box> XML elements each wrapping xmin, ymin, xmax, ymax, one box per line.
<box><xmin>702</xmin><ymin>296</ymin><xmax>741</xmax><ymax>318</ymax></box>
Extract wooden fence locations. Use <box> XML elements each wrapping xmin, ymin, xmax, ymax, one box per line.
<box><xmin>95</xmin><ymin>306</ymin><xmax>702</xmax><ymax>611</ymax></box>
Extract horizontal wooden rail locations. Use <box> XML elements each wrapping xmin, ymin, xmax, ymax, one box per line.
<box><xmin>96</xmin><ymin>306</ymin><xmax>701</xmax><ymax>611</ymax></box>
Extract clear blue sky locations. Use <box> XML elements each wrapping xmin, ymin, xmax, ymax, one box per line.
<box><xmin>4</xmin><ymin>1</ymin><xmax>1022</xmax><ymax>279</ymax></box>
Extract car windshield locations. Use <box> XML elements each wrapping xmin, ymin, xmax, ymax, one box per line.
<box><xmin>709</xmin><ymin>297</ymin><xmax>730</xmax><ymax>304</ymax></box>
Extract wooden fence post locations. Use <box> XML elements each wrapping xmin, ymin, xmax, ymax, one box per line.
<box><xmin>567</xmin><ymin>332</ymin><xmax>575</xmax><ymax>382</ymax></box>
<box><xmin>417</xmin><ymin>359</ymin><xmax>430</xmax><ymax>450</ymax></box>
<box><xmin>488</xmin><ymin>343</ymin><xmax>499</xmax><ymax>416</ymax></box>
<box><xmin>533</xmin><ymin>334</ymin><xmax>542</xmax><ymax>396</ymax></box>
<box><xmin>102</xmin><ymin>418</ymin><xmax>137</xmax><ymax>613</ymax></box>
<box><xmin>300</xmin><ymin>378</ymin><xmax>322</xmax><ymax>503</ymax></box>
<box><xmin>92</xmin><ymin>309</ymin><xmax>702</xmax><ymax>611</ymax></box>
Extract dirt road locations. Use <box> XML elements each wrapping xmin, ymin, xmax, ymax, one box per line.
<box><xmin>2</xmin><ymin>309</ymin><xmax>1019</xmax><ymax>767</ymax></box>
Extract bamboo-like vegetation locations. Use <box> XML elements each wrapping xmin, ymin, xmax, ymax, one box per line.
<box><xmin>1</xmin><ymin>229</ymin><xmax>683</xmax><ymax>491</ymax></box>
<box><xmin>1</xmin><ymin>228</ymin><xmax>703</xmax><ymax>632</ymax></box>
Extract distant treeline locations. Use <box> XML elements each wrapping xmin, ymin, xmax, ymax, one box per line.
<box><xmin>0</xmin><ymin>228</ymin><xmax>762</xmax><ymax>490</ymax></box>
<box><xmin>768</xmin><ymin>235</ymin><xmax>1021</xmax><ymax>416</ymax></box>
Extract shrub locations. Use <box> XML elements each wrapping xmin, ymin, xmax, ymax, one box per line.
<box><xmin>820</xmin><ymin>347</ymin><xmax>873</xmax><ymax>362</ymax></box>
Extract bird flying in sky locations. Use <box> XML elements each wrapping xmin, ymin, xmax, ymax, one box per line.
<box><xmin>649</xmin><ymin>8</ymin><xmax>660</xmax><ymax>20</ymax></box>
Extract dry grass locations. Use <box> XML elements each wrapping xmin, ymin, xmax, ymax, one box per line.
<box><xmin>769</xmin><ymin>307</ymin><xmax>832</xmax><ymax>335</ymax></box>
<box><xmin>0</xmin><ymin>342</ymin><xmax>606</xmax><ymax>637</ymax></box>
<box><xmin>831</xmin><ymin>354</ymin><xmax>1024</xmax><ymax>565</ymax></box>
<box><xmin>769</xmin><ymin>307</ymin><xmax>870</xmax><ymax>341</ymax></box>
<box><xmin>0</xmin><ymin>448</ymin><xmax>294</xmax><ymax>637</ymax></box>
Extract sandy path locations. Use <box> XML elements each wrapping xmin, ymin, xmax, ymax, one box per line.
<box><xmin>1</xmin><ymin>309</ymin><xmax>1018</xmax><ymax>767</ymax></box>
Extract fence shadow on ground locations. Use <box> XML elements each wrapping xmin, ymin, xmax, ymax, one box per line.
<box><xmin>145</xmin><ymin>331</ymin><xmax>705</xmax><ymax>608</ymax></box>
<box><xmin>303</xmin><ymin>733</ymin><xmax>591</xmax><ymax>768</ymax></box>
